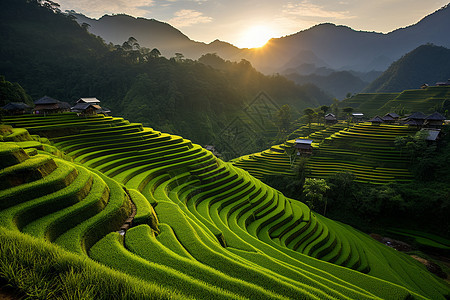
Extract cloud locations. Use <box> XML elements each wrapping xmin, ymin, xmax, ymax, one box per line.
<box><xmin>58</xmin><ymin>0</ymin><xmax>154</xmax><ymax>18</ymax></box>
<box><xmin>282</xmin><ymin>1</ymin><xmax>355</xmax><ymax>19</ymax></box>
<box><xmin>168</xmin><ymin>9</ymin><xmax>213</xmax><ymax>27</ymax></box>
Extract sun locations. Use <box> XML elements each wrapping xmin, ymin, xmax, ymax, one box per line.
<box><xmin>236</xmin><ymin>25</ymin><xmax>275</xmax><ymax>49</ymax></box>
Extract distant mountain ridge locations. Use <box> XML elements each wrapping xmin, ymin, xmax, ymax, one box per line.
<box><xmin>71</xmin><ymin>13</ymin><xmax>242</xmax><ymax>60</ymax></box>
<box><xmin>72</xmin><ymin>4</ymin><xmax>450</xmax><ymax>74</ymax></box>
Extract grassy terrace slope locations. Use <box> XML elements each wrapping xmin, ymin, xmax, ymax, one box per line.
<box><xmin>1</xmin><ymin>114</ymin><xmax>449</xmax><ymax>299</ymax></box>
<box><xmin>232</xmin><ymin>122</ymin><xmax>416</xmax><ymax>184</ymax></box>
<box><xmin>342</xmin><ymin>86</ymin><xmax>450</xmax><ymax>116</ymax></box>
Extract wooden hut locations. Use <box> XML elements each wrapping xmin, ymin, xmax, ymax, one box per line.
<box><xmin>403</xmin><ymin>112</ymin><xmax>426</xmax><ymax>126</ymax></box>
<box><xmin>382</xmin><ymin>112</ymin><xmax>400</xmax><ymax>124</ymax></box>
<box><xmin>2</xmin><ymin>102</ymin><xmax>31</xmax><ymax>115</ymax></box>
<box><xmin>420</xmin><ymin>128</ymin><xmax>442</xmax><ymax>141</ymax></box>
<box><xmin>424</xmin><ymin>112</ymin><xmax>445</xmax><ymax>127</ymax></box>
<box><xmin>368</xmin><ymin>116</ymin><xmax>384</xmax><ymax>125</ymax></box>
<box><xmin>351</xmin><ymin>113</ymin><xmax>364</xmax><ymax>123</ymax></box>
<box><xmin>325</xmin><ymin>113</ymin><xmax>338</xmax><ymax>125</ymax></box>
<box><xmin>34</xmin><ymin>96</ymin><xmax>70</xmax><ymax>115</ymax></box>
<box><xmin>71</xmin><ymin>98</ymin><xmax>102</xmax><ymax>115</ymax></box>
<box><xmin>294</xmin><ymin>139</ymin><xmax>313</xmax><ymax>155</ymax></box>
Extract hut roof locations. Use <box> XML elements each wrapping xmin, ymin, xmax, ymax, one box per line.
<box><xmin>369</xmin><ymin>116</ymin><xmax>384</xmax><ymax>123</ymax></box>
<box><xmin>382</xmin><ymin>115</ymin><xmax>395</xmax><ymax>121</ymax></box>
<box><xmin>422</xmin><ymin>129</ymin><xmax>441</xmax><ymax>141</ymax></box>
<box><xmin>71</xmin><ymin>103</ymin><xmax>101</xmax><ymax>111</ymax></box>
<box><xmin>2</xmin><ymin>102</ymin><xmax>31</xmax><ymax>110</ymax></box>
<box><xmin>384</xmin><ymin>112</ymin><xmax>400</xmax><ymax>119</ymax></box>
<box><xmin>426</xmin><ymin>112</ymin><xmax>445</xmax><ymax>121</ymax></box>
<box><xmin>325</xmin><ymin>113</ymin><xmax>337</xmax><ymax>120</ymax></box>
<box><xmin>77</xmin><ymin>97</ymin><xmax>100</xmax><ymax>104</ymax></box>
<box><xmin>404</xmin><ymin>119</ymin><xmax>422</xmax><ymax>126</ymax></box>
<box><xmin>408</xmin><ymin>112</ymin><xmax>427</xmax><ymax>120</ymax></box>
<box><xmin>295</xmin><ymin>139</ymin><xmax>313</xmax><ymax>145</ymax></box>
<box><xmin>35</xmin><ymin>96</ymin><xmax>60</xmax><ymax>105</ymax></box>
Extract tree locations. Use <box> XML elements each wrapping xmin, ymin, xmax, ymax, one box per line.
<box><xmin>0</xmin><ymin>75</ymin><xmax>32</xmax><ymax>106</ymax></box>
<box><xmin>330</xmin><ymin>98</ymin><xmax>339</xmax><ymax>119</ymax></box>
<box><xmin>342</xmin><ymin>107</ymin><xmax>354</xmax><ymax>128</ymax></box>
<box><xmin>174</xmin><ymin>53</ymin><xmax>184</xmax><ymax>62</ymax></box>
<box><xmin>303</xmin><ymin>178</ymin><xmax>330</xmax><ymax>217</ymax></box>
<box><xmin>276</xmin><ymin>104</ymin><xmax>292</xmax><ymax>135</ymax></box>
<box><xmin>303</xmin><ymin>108</ymin><xmax>315</xmax><ymax>132</ymax></box>
<box><xmin>149</xmin><ymin>48</ymin><xmax>161</xmax><ymax>58</ymax></box>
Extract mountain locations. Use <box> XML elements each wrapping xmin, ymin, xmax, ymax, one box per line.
<box><xmin>72</xmin><ymin>4</ymin><xmax>450</xmax><ymax>75</ymax></box>
<box><xmin>364</xmin><ymin>44</ymin><xmax>450</xmax><ymax>92</ymax></box>
<box><xmin>245</xmin><ymin>4</ymin><xmax>450</xmax><ymax>73</ymax></box>
<box><xmin>285</xmin><ymin>70</ymin><xmax>371</xmax><ymax>99</ymax></box>
<box><xmin>71</xmin><ymin>12</ymin><xmax>242</xmax><ymax>60</ymax></box>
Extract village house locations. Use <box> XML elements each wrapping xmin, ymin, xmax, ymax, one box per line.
<box><xmin>368</xmin><ymin>116</ymin><xmax>384</xmax><ymax>125</ymax></box>
<box><xmin>71</xmin><ymin>97</ymin><xmax>102</xmax><ymax>115</ymax></box>
<box><xmin>351</xmin><ymin>113</ymin><xmax>364</xmax><ymax>123</ymax></box>
<box><xmin>424</xmin><ymin>112</ymin><xmax>445</xmax><ymax>127</ymax></box>
<box><xmin>1</xmin><ymin>102</ymin><xmax>32</xmax><ymax>115</ymax></box>
<box><xmin>403</xmin><ymin>112</ymin><xmax>427</xmax><ymax>126</ymax></box>
<box><xmin>382</xmin><ymin>112</ymin><xmax>400</xmax><ymax>124</ymax></box>
<box><xmin>325</xmin><ymin>113</ymin><xmax>338</xmax><ymax>125</ymax></box>
<box><xmin>33</xmin><ymin>96</ymin><xmax>70</xmax><ymax>115</ymax></box>
<box><xmin>294</xmin><ymin>139</ymin><xmax>313</xmax><ymax>155</ymax></box>
<box><xmin>435</xmin><ymin>79</ymin><xmax>450</xmax><ymax>86</ymax></box>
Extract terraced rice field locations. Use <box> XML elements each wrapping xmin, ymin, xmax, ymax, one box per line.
<box><xmin>341</xmin><ymin>86</ymin><xmax>450</xmax><ymax>116</ymax></box>
<box><xmin>232</xmin><ymin>122</ymin><xmax>417</xmax><ymax>184</ymax></box>
<box><xmin>231</xmin><ymin>123</ymin><xmax>347</xmax><ymax>179</ymax></box>
<box><xmin>1</xmin><ymin>114</ymin><xmax>449</xmax><ymax>299</ymax></box>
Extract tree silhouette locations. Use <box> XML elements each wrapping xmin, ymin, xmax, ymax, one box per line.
<box><xmin>303</xmin><ymin>178</ymin><xmax>330</xmax><ymax>217</ymax></box>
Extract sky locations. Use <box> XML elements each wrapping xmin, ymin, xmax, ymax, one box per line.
<box><xmin>56</xmin><ymin>0</ymin><xmax>449</xmax><ymax>48</ymax></box>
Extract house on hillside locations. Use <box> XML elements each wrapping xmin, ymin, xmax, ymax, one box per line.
<box><xmin>34</xmin><ymin>96</ymin><xmax>70</xmax><ymax>115</ymax></box>
<box><xmin>420</xmin><ymin>128</ymin><xmax>442</xmax><ymax>141</ymax></box>
<box><xmin>294</xmin><ymin>139</ymin><xmax>313</xmax><ymax>155</ymax></box>
<box><xmin>402</xmin><ymin>112</ymin><xmax>427</xmax><ymax>126</ymax></box>
<box><xmin>71</xmin><ymin>97</ymin><xmax>102</xmax><ymax>115</ymax></box>
<box><xmin>424</xmin><ymin>112</ymin><xmax>445</xmax><ymax>127</ymax></box>
<box><xmin>436</xmin><ymin>79</ymin><xmax>450</xmax><ymax>86</ymax></box>
<box><xmin>325</xmin><ymin>113</ymin><xmax>338</xmax><ymax>125</ymax></box>
<box><xmin>382</xmin><ymin>112</ymin><xmax>400</xmax><ymax>124</ymax></box>
<box><xmin>368</xmin><ymin>116</ymin><xmax>384</xmax><ymax>125</ymax></box>
<box><xmin>1</xmin><ymin>102</ymin><xmax>31</xmax><ymax>115</ymax></box>
<box><xmin>351</xmin><ymin>113</ymin><xmax>364</xmax><ymax>123</ymax></box>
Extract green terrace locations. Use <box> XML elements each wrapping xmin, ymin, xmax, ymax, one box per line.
<box><xmin>342</xmin><ymin>86</ymin><xmax>450</xmax><ymax>116</ymax></box>
<box><xmin>233</xmin><ymin>121</ymin><xmax>418</xmax><ymax>184</ymax></box>
<box><xmin>305</xmin><ymin>123</ymin><xmax>417</xmax><ymax>183</ymax></box>
<box><xmin>0</xmin><ymin>114</ymin><xmax>449</xmax><ymax>299</ymax></box>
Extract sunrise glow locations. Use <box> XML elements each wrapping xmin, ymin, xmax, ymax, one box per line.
<box><xmin>236</xmin><ymin>25</ymin><xmax>275</xmax><ymax>49</ymax></box>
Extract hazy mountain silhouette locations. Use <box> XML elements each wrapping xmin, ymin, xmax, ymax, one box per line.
<box><xmin>71</xmin><ymin>13</ymin><xmax>242</xmax><ymax>60</ymax></box>
<box><xmin>71</xmin><ymin>4</ymin><xmax>450</xmax><ymax>76</ymax></box>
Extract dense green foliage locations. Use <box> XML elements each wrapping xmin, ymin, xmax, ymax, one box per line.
<box><xmin>0</xmin><ymin>76</ymin><xmax>32</xmax><ymax>107</ymax></box>
<box><xmin>0</xmin><ymin>0</ymin><xmax>330</xmax><ymax>154</ymax></box>
<box><xmin>365</xmin><ymin>44</ymin><xmax>450</xmax><ymax>93</ymax></box>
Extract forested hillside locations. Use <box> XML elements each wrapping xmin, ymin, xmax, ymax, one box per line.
<box><xmin>0</xmin><ymin>0</ymin><xmax>330</xmax><ymax>154</ymax></box>
<box><xmin>365</xmin><ymin>44</ymin><xmax>450</xmax><ymax>92</ymax></box>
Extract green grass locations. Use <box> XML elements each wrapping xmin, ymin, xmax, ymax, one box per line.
<box><xmin>0</xmin><ymin>228</ymin><xmax>186</xmax><ymax>299</ymax></box>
